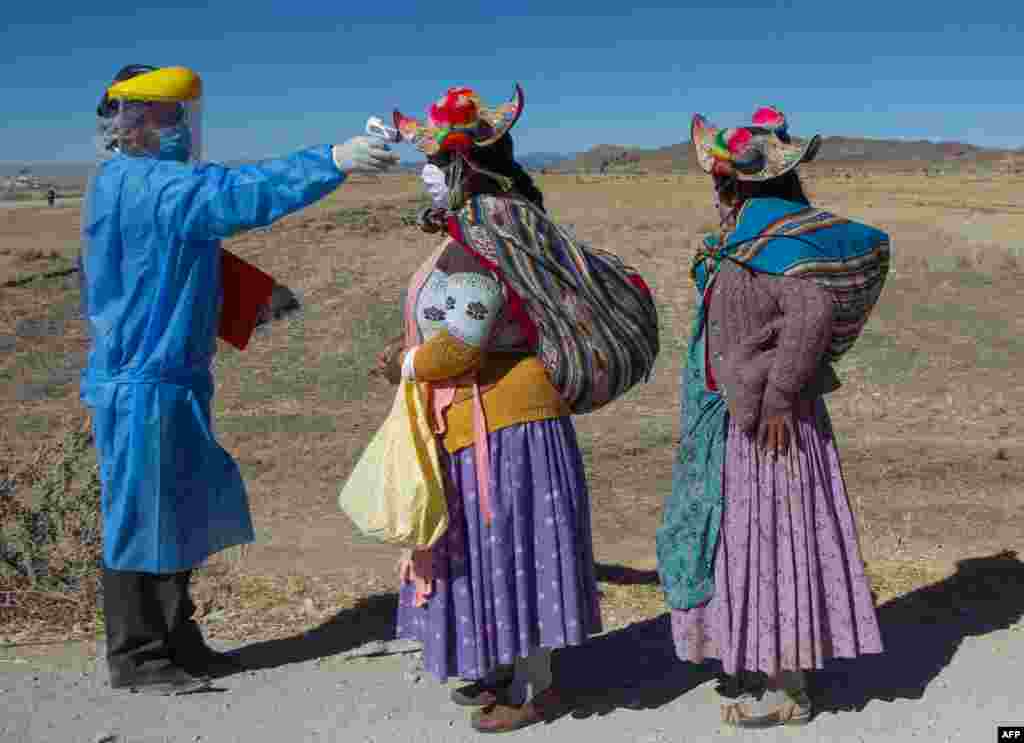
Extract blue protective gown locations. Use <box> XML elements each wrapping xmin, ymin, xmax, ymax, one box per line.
<box><xmin>80</xmin><ymin>145</ymin><xmax>346</xmax><ymax>573</ymax></box>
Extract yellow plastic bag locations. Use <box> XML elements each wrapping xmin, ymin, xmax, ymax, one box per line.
<box><xmin>338</xmin><ymin>379</ymin><xmax>448</xmax><ymax>548</ymax></box>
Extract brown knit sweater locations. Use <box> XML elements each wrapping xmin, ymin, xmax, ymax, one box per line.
<box><xmin>706</xmin><ymin>260</ymin><xmax>840</xmax><ymax>433</ymax></box>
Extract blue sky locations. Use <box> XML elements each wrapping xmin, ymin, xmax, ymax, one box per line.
<box><xmin>3</xmin><ymin>1</ymin><xmax>1023</xmax><ymax>163</ymax></box>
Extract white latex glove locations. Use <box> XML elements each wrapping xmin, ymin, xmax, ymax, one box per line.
<box><xmin>332</xmin><ymin>136</ymin><xmax>400</xmax><ymax>174</ymax></box>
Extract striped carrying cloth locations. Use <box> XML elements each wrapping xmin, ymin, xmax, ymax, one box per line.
<box><xmin>692</xmin><ymin>197</ymin><xmax>891</xmax><ymax>362</ymax></box>
<box><xmin>448</xmin><ymin>194</ymin><xmax>660</xmax><ymax>415</ymax></box>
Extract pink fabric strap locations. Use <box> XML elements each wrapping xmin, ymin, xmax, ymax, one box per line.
<box><xmin>471</xmin><ymin>380</ymin><xmax>492</xmax><ymax>525</ymax></box>
<box><xmin>405</xmin><ymin>242</ymin><xmax>446</xmax><ymax>342</ymax></box>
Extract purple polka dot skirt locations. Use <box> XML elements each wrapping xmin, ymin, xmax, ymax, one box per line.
<box><xmin>671</xmin><ymin>398</ymin><xmax>884</xmax><ymax>676</ymax></box>
<box><xmin>396</xmin><ymin>417</ymin><xmax>603</xmax><ymax>682</ymax></box>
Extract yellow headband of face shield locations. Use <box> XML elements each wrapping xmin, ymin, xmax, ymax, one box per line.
<box><xmin>106</xmin><ymin>66</ymin><xmax>202</xmax><ymax>103</ymax></box>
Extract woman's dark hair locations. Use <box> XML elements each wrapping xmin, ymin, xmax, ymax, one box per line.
<box><xmin>739</xmin><ymin>170</ymin><xmax>810</xmax><ymax>206</ymax></box>
<box><xmin>467</xmin><ymin>134</ymin><xmax>546</xmax><ymax>212</ymax></box>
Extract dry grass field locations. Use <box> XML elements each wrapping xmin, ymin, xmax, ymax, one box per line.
<box><xmin>2</xmin><ymin>169</ymin><xmax>1023</xmax><ymax>645</ymax></box>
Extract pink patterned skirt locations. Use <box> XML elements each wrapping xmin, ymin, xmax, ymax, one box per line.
<box><xmin>671</xmin><ymin>398</ymin><xmax>884</xmax><ymax>676</ymax></box>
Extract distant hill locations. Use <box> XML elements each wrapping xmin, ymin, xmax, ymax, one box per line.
<box><xmin>552</xmin><ymin>145</ymin><xmax>641</xmax><ymax>174</ymax></box>
<box><xmin>552</xmin><ymin>136</ymin><xmax>1021</xmax><ymax>174</ymax></box>
<box><xmin>4</xmin><ymin>134</ymin><xmax>1018</xmax><ymax>191</ymax></box>
<box><xmin>517</xmin><ymin>152</ymin><xmax>577</xmax><ymax>171</ymax></box>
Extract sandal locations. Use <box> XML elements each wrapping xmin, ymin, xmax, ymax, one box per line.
<box><xmin>470</xmin><ymin>687</ymin><xmax>566</xmax><ymax>734</ymax></box>
<box><xmin>721</xmin><ymin>688</ymin><xmax>813</xmax><ymax>728</ymax></box>
<box><xmin>450</xmin><ymin>676</ymin><xmax>513</xmax><ymax>708</ymax></box>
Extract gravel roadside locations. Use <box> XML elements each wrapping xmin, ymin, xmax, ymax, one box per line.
<box><xmin>2</xmin><ymin>612</ymin><xmax>1021</xmax><ymax>742</ymax></box>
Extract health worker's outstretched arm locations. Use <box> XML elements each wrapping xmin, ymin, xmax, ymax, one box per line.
<box><xmin>159</xmin><ymin>138</ymin><xmax>397</xmax><ymax>242</ymax></box>
<box><xmin>157</xmin><ymin>146</ymin><xmax>343</xmax><ymax>242</ymax></box>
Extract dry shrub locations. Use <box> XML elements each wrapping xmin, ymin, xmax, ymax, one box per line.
<box><xmin>327</xmin><ymin>197</ymin><xmax>429</xmax><ymax>235</ymax></box>
<box><xmin>0</xmin><ymin>418</ymin><xmax>102</xmax><ymax>642</ymax></box>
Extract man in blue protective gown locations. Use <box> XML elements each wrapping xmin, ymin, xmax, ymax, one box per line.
<box><xmin>79</xmin><ymin>64</ymin><xmax>399</xmax><ymax>694</ymax></box>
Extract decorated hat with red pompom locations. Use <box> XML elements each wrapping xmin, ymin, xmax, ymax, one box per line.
<box><xmin>394</xmin><ymin>84</ymin><xmax>524</xmax><ymax>156</ymax></box>
<box><xmin>691</xmin><ymin>106</ymin><xmax>821</xmax><ymax>181</ymax></box>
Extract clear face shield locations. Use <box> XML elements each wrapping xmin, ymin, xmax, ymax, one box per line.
<box><xmin>98</xmin><ymin>97</ymin><xmax>203</xmax><ymax>163</ymax></box>
<box><xmin>95</xmin><ymin>66</ymin><xmax>204</xmax><ymax>164</ymax></box>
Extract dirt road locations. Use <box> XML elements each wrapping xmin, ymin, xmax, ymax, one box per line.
<box><xmin>3</xmin><ymin>598</ymin><xmax>1022</xmax><ymax>743</ymax></box>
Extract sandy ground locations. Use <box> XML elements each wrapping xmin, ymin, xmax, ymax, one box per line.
<box><xmin>2</xmin><ymin>609</ymin><xmax>1022</xmax><ymax>742</ymax></box>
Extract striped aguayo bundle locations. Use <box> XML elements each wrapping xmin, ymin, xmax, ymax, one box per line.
<box><xmin>694</xmin><ymin>198</ymin><xmax>891</xmax><ymax>363</ymax></box>
<box><xmin>448</xmin><ymin>194</ymin><xmax>660</xmax><ymax>415</ymax></box>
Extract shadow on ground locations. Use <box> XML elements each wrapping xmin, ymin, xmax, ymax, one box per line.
<box><xmin>232</xmin><ymin>592</ymin><xmax>400</xmax><ymax>671</ymax></box>
<box><xmin>814</xmin><ymin>550</ymin><xmax>1024</xmax><ymax>713</ymax></box>
<box><xmin>594</xmin><ymin>562</ymin><xmax>660</xmax><ymax>586</ymax></box>
<box><xmin>229</xmin><ymin>562</ymin><xmax>662</xmax><ymax>675</ymax></box>
<box><xmin>560</xmin><ymin>552</ymin><xmax>1024</xmax><ymax>718</ymax></box>
<box><xmin>225</xmin><ymin>553</ymin><xmax>1024</xmax><ymax>717</ymax></box>
<box><xmin>556</xmin><ymin>614</ymin><xmax>715</xmax><ymax>718</ymax></box>
<box><xmin>555</xmin><ymin>561</ymin><xmax>714</xmax><ymax>716</ymax></box>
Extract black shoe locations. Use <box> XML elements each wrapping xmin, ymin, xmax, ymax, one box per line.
<box><xmin>171</xmin><ymin>621</ymin><xmax>245</xmax><ymax>678</ymax></box>
<box><xmin>110</xmin><ymin>663</ymin><xmax>212</xmax><ymax>695</ymax></box>
<box><xmin>174</xmin><ymin>644</ymin><xmax>245</xmax><ymax>678</ymax></box>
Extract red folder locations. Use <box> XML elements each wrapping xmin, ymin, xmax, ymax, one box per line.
<box><xmin>218</xmin><ymin>249</ymin><xmax>276</xmax><ymax>351</ymax></box>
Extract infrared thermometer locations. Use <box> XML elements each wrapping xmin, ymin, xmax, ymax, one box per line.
<box><xmin>366</xmin><ymin>116</ymin><xmax>401</xmax><ymax>143</ymax></box>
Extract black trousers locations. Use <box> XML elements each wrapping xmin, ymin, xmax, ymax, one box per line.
<box><xmin>102</xmin><ymin>567</ymin><xmax>207</xmax><ymax>680</ymax></box>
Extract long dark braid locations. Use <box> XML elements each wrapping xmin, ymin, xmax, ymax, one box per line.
<box><xmin>438</xmin><ymin>133</ymin><xmax>545</xmax><ymax>213</ymax></box>
<box><xmin>470</xmin><ymin>134</ymin><xmax>545</xmax><ymax>212</ymax></box>
<box><xmin>740</xmin><ymin>170</ymin><xmax>811</xmax><ymax>205</ymax></box>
